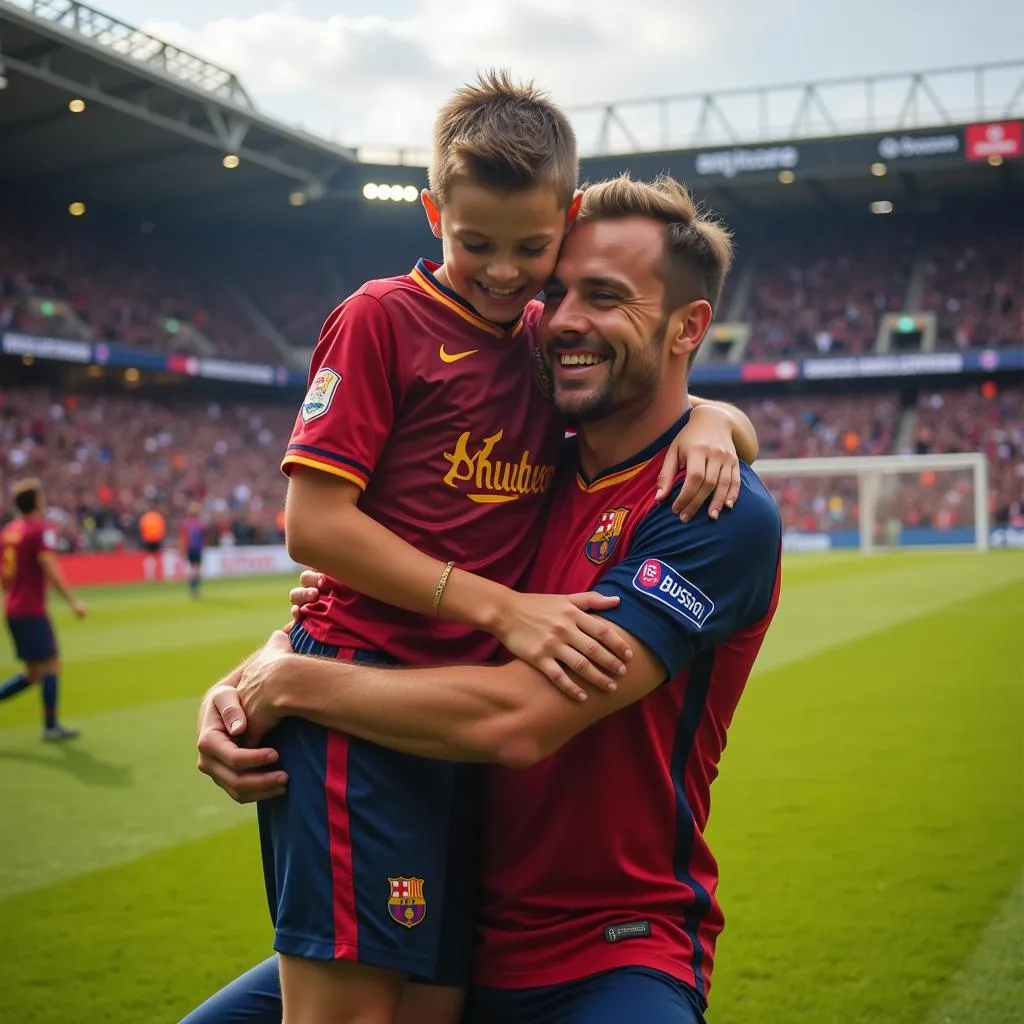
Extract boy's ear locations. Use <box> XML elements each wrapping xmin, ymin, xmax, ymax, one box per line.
<box><xmin>421</xmin><ymin>189</ymin><xmax>442</xmax><ymax>238</ymax></box>
<box><xmin>566</xmin><ymin>190</ymin><xmax>583</xmax><ymax>227</ymax></box>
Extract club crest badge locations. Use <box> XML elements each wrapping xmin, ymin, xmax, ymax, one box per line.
<box><xmin>387</xmin><ymin>877</ymin><xmax>426</xmax><ymax>929</ymax></box>
<box><xmin>585</xmin><ymin>507</ymin><xmax>631</xmax><ymax>565</ymax></box>
<box><xmin>301</xmin><ymin>367</ymin><xmax>341</xmax><ymax>423</ymax></box>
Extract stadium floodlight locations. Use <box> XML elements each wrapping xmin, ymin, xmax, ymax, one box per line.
<box><xmin>871</xmin><ymin>162</ymin><xmax>887</xmax><ymax>176</ymax></box>
<box><xmin>222</xmin><ymin>154</ymin><xmax>240</xmax><ymax>169</ymax></box>
<box><xmin>363</xmin><ymin>183</ymin><xmax>380</xmax><ymax>200</ymax></box>
<box><xmin>870</xmin><ymin>200</ymin><xmax>894</xmax><ymax>215</ymax></box>
<box><xmin>388</xmin><ymin>185</ymin><xmax>406</xmax><ymax>201</ymax></box>
<box><xmin>987</xmin><ymin>155</ymin><xmax>1004</xmax><ymax>167</ymax></box>
<box><xmin>778</xmin><ymin>170</ymin><xmax>795</xmax><ymax>184</ymax></box>
<box><xmin>69</xmin><ymin>98</ymin><xmax>86</xmax><ymax>113</ymax></box>
<box><xmin>362</xmin><ymin>183</ymin><xmax>419</xmax><ymax>203</ymax></box>
<box><xmin>755</xmin><ymin>452</ymin><xmax>990</xmax><ymax>553</ymax></box>
<box><xmin>68</xmin><ymin>202</ymin><xmax>86</xmax><ymax>217</ymax></box>
<box><xmin>289</xmin><ymin>190</ymin><xmax>307</xmax><ymax>207</ymax></box>
<box><xmin>403</xmin><ymin>185</ymin><xmax>419</xmax><ymax>202</ymax></box>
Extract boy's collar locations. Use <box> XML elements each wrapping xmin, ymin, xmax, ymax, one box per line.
<box><xmin>411</xmin><ymin>259</ymin><xmax>526</xmax><ymax>339</ymax></box>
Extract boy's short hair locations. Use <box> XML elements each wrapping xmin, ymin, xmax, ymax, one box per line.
<box><xmin>12</xmin><ymin>477</ymin><xmax>42</xmax><ymax>515</ymax></box>
<box><xmin>429</xmin><ymin>69</ymin><xmax>578</xmax><ymax>209</ymax></box>
<box><xmin>579</xmin><ymin>173</ymin><xmax>734</xmax><ymax>312</ymax></box>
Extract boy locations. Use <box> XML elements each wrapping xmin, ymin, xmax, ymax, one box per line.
<box><xmin>199</xmin><ymin>71</ymin><xmax>758</xmax><ymax>1024</ymax></box>
<box><xmin>0</xmin><ymin>478</ymin><xmax>86</xmax><ymax>741</ymax></box>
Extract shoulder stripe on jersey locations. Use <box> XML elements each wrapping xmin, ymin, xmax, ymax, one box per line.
<box><xmin>281</xmin><ymin>455</ymin><xmax>368</xmax><ymax>490</ymax></box>
<box><xmin>670</xmin><ymin>647</ymin><xmax>717</xmax><ymax>999</ymax></box>
<box><xmin>410</xmin><ymin>265</ymin><xmax>524</xmax><ymax>340</ymax></box>
<box><xmin>575</xmin><ymin>458</ymin><xmax>653</xmax><ymax>493</ymax></box>
<box><xmin>286</xmin><ymin>444</ymin><xmax>372</xmax><ymax>479</ymax></box>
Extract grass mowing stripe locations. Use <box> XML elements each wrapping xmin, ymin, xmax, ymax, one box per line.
<box><xmin>707</xmin><ymin>580</ymin><xmax>1022</xmax><ymax>1024</ymax></box>
<box><xmin>0</xmin><ymin>696</ymin><xmax>253</xmax><ymax>899</ymax></box>
<box><xmin>923</xmin><ymin>874</ymin><xmax>1024</xmax><ymax>1024</ymax></box>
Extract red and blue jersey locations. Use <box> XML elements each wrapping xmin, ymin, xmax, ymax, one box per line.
<box><xmin>1</xmin><ymin>517</ymin><xmax>55</xmax><ymax>619</ymax></box>
<box><xmin>474</xmin><ymin>413</ymin><xmax>783</xmax><ymax>1000</ymax></box>
<box><xmin>282</xmin><ymin>259</ymin><xmax>562</xmax><ymax>664</ymax></box>
<box><xmin>180</xmin><ymin>516</ymin><xmax>206</xmax><ymax>552</ymax></box>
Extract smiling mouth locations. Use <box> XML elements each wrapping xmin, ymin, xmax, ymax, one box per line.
<box><xmin>477</xmin><ymin>282</ymin><xmax>524</xmax><ymax>300</ymax></box>
<box><xmin>554</xmin><ymin>351</ymin><xmax>610</xmax><ymax>368</ymax></box>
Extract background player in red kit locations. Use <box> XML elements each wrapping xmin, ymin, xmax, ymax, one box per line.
<box><xmin>0</xmin><ymin>478</ymin><xmax>86</xmax><ymax>742</ymax></box>
<box><xmin>201</xmin><ymin>173</ymin><xmax>783</xmax><ymax>1024</ymax></box>
<box><xmin>189</xmin><ymin>75</ymin><xmax>760</xmax><ymax>1024</ymax></box>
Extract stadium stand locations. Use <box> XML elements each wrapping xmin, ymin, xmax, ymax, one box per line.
<box><xmin>0</xmin><ymin>385</ymin><xmax>291</xmax><ymax>552</ymax></box>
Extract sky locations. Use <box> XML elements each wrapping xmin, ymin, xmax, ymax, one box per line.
<box><xmin>89</xmin><ymin>0</ymin><xmax>1023</xmax><ymax>153</ymax></box>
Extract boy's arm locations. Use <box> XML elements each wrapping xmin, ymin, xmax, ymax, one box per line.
<box><xmin>287</xmin><ymin>469</ymin><xmax>629</xmax><ymax>696</ymax></box>
<box><xmin>285</xmin><ymin>295</ymin><xmax>629</xmax><ymax>698</ymax></box>
<box><xmin>655</xmin><ymin>398</ymin><xmax>759</xmax><ymax>523</ymax></box>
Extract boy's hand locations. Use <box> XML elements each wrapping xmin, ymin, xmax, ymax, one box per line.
<box><xmin>495</xmin><ymin>592</ymin><xmax>631</xmax><ymax>702</ymax></box>
<box><xmin>289</xmin><ymin>569</ymin><xmax>324</xmax><ymax>621</ymax></box>
<box><xmin>656</xmin><ymin>405</ymin><xmax>741</xmax><ymax>523</ymax></box>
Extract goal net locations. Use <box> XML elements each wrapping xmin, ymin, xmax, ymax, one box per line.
<box><xmin>755</xmin><ymin>453</ymin><xmax>990</xmax><ymax>553</ymax></box>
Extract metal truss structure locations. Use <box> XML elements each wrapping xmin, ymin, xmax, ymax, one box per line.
<box><xmin>0</xmin><ymin>0</ymin><xmax>356</xmax><ymax>192</ymax></box>
<box><xmin>567</xmin><ymin>61</ymin><xmax>1024</xmax><ymax>156</ymax></box>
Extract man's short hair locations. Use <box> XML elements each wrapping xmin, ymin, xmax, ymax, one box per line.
<box><xmin>429</xmin><ymin>69</ymin><xmax>578</xmax><ymax>209</ymax></box>
<box><xmin>578</xmin><ymin>173</ymin><xmax>734</xmax><ymax>312</ymax></box>
<box><xmin>12</xmin><ymin>478</ymin><xmax>42</xmax><ymax>515</ymax></box>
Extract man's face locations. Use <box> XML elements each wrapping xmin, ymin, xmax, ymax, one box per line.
<box><xmin>425</xmin><ymin>179</ymin><xmax>567</xmax><ymax>323</ymax></box>
<box><xmin>540</xmin><ymin>216</ymin><xmax>672</xmax><ymax>423</ymax></box>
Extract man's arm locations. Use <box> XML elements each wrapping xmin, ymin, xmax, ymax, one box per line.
<box><xmin>246</xmin><ymin>626</ymin><xmax>666</xmax><ymax>768</ymax></box>
<box><xmin>230</xmin><ymin>469</ymin><xmax>782</xmax><ymax>770</ymax></box>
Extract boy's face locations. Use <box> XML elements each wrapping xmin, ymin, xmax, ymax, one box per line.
<box><xmin>424</xmin><ymin>180</ymin><xmax>568</xmax><ymax>323</ymax></box>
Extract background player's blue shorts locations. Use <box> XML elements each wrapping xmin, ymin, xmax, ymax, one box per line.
<box><xmin>463</xmin><ymin>967</ymin><xmax>707</xmax><ymax>1024</ymax></box>
<box><xmin>187</xmin><ymin>547</ymin><xmax>203</xmax><ymax>566</ymax></box>
<box><xmin>256</xmin><ymin>623</ymin><xmax>478</xmax><ymax>984</ymax></box>
<box><xmin>5</xmin><ymin>616</ymin><xmax>57</xmax><ymax>662</ymax></box>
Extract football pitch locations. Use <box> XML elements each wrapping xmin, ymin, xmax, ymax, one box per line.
<box><xmin>0</xmin><ymin>552</ymin><xmax>1021</xmax><ymax>1023</ymax></box>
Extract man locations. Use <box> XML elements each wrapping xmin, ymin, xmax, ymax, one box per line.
<box><xmin>0</xmin><ymin>478</ymin><xmax>86</xmax><ymax>741</ymax></box>
<box><xmin>198</xmin><ymin>173</ymin><xmax>782</xmax><ymax>1023</ymax></box>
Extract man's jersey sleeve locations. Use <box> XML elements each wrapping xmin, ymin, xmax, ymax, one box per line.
<box><xmin>595</xmin><ymin>465</ymin><xmax>782</xmax><ymax>678</ymax></box>
<box><xmin>282</xmin><ymin>293</ymin><xmax>401</xmax><ymax>490</ymax></box>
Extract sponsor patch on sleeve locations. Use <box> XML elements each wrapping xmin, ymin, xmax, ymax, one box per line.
<box><xmin>632</xmin><ymin>558</ymin><xmax>715</xmax><ymax>630</ymax></box>
<box><xmin>300</xmin><ymin>367</ymin><xmax>342</xmax><ymax>423</ymax></box>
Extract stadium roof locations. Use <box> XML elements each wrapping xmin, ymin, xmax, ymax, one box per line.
<box><xmin>0</xmin><ymin>0</ymin><xmax>384</xmax><ymax>221</ymax></box>
<box><xmin>0</xmin><ymin>0</ymin><xmax>1020</xmax><ymax>228</ymax></box>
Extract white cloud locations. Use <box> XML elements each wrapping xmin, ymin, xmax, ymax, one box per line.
<box><xmin>141</xmin><ymin>0</ymin><xmax>1024</xmax><ymax>151</ymax></box>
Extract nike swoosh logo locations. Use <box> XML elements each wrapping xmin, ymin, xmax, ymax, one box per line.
<box><xmin>439</xmin><ymin>345</ymin><xmax>479</xmax><ymax>363</ymax></box>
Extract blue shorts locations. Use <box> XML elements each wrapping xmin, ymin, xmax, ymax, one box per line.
<box><xmin>256</xmin><ymin>624</ymin><xmax>478</xmax><ymax>984</ymax></box>
<box><xmin>5</xmin><ymin>616</ymin><xmax>57</xmax><ymax>663</ymax></box>
<box><xmin>187</xmin><ymin>548</ymin><xmax>203</xmax><ymax>567</ymax></box>
<box><xmin>463</xmin><ymin>968</ymin><xmax>707</xmax><ymax>1024</ymax></box>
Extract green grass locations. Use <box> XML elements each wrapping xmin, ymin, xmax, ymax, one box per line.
<box><xmin>0</xmin><ymin>557</ymin><xmax>1021</xmax><ymax>1023</ymax></box>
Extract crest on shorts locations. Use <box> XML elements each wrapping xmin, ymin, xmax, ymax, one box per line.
<box><xmin>387</xmin><ymin>877</ymin><xmax>426</xmax><ymax>929</ymax></box>
<box><xmin>301</xmin><ymin>367</ymin><xmax>341</xmax><ymax>423</ymax></box>
<box><xmin>585</xmin><ymin>507</ymin><xmax>631</xmax><ymax>565</ymax></box>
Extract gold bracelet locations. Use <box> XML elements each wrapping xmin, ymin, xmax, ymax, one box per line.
<box><xmin>432</xmin><ymin>561</ymin><xmax>455</xmax><ymax>617</ymax></box>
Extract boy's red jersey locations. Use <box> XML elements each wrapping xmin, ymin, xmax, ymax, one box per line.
<box><xmin>1</xmin><ymin>517</ymin><xmax>54</xmax><ymax>618</ymax></box>
<box><xmin>283</xmin><ymin>259</ymin><xmax>561</xmax><ymax>663</ymax></box>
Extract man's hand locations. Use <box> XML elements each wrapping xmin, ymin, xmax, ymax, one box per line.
<box><xmin>656</xmin><ymin>404</ymin><xmax>741</xmax><ymax>523</ymax></box>
<box><xmin>234</xmin><ymin>630</ymin><xmax>295</xmax><ymax>745</ymax></box>
<box><xmin>70</xmin><ymin>600</ymin><xmax>87</xmax><ymax>620</ymax></box>
<box><xmin>197</xmin><ymin>684</ymin><xmax>288</xmax><ymax>804</ymax></box>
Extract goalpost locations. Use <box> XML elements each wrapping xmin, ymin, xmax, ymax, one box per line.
<box><xmin>754</xmin><ymin>452</ymin><xmax>990</xmax><ymax>553</ymax></box>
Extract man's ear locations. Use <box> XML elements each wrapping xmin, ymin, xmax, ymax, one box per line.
<box><xmin>421</xmin><ymin>189</ymin><xmax>442</xmax><ymax>238</ymax></box>
<box><xmin>667</xmin><ymin>300</ymin><xmax>714</xmax><ymax>359</ymax></box>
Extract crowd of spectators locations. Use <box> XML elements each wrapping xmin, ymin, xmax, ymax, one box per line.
<box><xmin>2</xmin><ymin>210</ymin><xmax>1019</xmax><ymax>366</ymax></box>
<box><xmin>0</xmin><ymin>386</ymin><xmax>292</xmax><ymax>552</ymax></box>
<box><xmin>1</xmin><ymin>381</ymin><xmax>1018</xmax><ymax>553</ymax></box>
